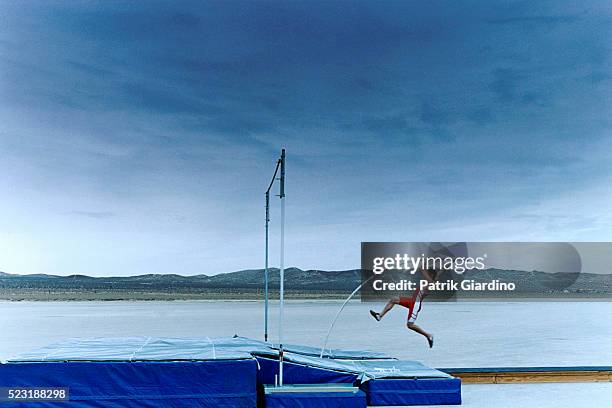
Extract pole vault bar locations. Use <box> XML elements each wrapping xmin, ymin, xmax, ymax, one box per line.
<box><xmin>440</xmin><ymin>366</ymin><xmax>612</xmax><ymax>384</ymax></box>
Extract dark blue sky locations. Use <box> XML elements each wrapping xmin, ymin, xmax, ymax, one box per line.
<box><xmin>1</xmin><ymin>1</ymin><xmax>610</xmax><ymax>276</ymax></box>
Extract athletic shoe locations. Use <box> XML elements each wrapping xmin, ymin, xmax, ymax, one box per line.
<box><xmin>369</xmin><ymin>310</ymin><xmax>381</xmax><ymax>321</ymax></box>
<box><xmin>427</xmin><ymin>335</ymin><xmax>434</xmax><ymax>348</ymax></box>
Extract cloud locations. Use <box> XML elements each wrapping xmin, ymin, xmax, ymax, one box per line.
<box><xmin>485</xmin><ymin>15</ymin><xmax>580</xmax><ymax>26</ymax></box>
<box><xmin>418</xmin><ymin>100</ymin><xmax>454</xmax><ymax>126</ymax></box>
<box><xmin>0</xmin><ymin>1</ymin><xmax>610</xmax><ymax>275</ymax></box>
<box><xmin>490</xmin><ymin>68</ymin><xmax>525</xmax><ymax>103</ymax></box>
<box><xmin>68</xmin><ymin>211</ymin><xmax>116</xmax><ymax>220</ymax></box>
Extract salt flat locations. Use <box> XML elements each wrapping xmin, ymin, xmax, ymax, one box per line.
<box><xmin>1</xmin><ymin>300</ymin><xmax>610</xmax><ymax>407</ymax></box>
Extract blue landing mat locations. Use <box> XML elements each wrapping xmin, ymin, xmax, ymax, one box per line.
<box><xmin>362</xmin><ymin>377</ymin><xmax>462</xmax><ymax>406</ymax></box>
<box><xmin>0</xmin><ymin>360</ymin><xmax>257</xmax><ymax>408</ymax></box>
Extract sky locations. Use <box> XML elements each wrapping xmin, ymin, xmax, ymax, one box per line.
<box><xmin>0</xmin><ymin>1</ymin><xmax>611</xmax><ymax>276</ymax></box>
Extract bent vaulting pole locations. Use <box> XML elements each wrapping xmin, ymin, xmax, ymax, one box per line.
<box><xmin>319</xmin><ymin>275</ymin><xmax>374</xmax><ymax>358</ymax></box>
<box><xmin>278</xmin><ymin>148</ymin><xmax>286</xmax><ymax>386</ymax></box>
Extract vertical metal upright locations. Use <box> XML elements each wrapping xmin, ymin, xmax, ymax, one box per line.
<box><xmin>278</xmin><ymin>148</ymin><xmax>286</xmax><ymax>386</ymax></box>
<box><xmin>263</xmin><ymin>148</ymin><xmax>286</xmax><ymax>386</ymax></box>
<box><xmin>264</xmin><ymin>153</ymin><xmax>281</xmax><ymax>343</ymax></box>
<box><xmin>264</xmin><ymin>191</ymin><xmax>270</xmax><ymax>343</ymax></box>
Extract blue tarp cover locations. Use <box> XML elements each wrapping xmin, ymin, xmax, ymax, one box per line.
<box><xmin>275</xmin><ymin>352</ymin><xmax>453</xmax><ymax>382</ymax></box>
<box><xmin>8</xmin><ymin>335</ymin><xmax>387</xmax><ymax>362</ymax></box>
<box><xmin>231</xmin><ymin>336</ymin><xmax>391</xmax><ymax>360</ymax></box>
<box><xmin>256</xmin><ymin>357</ymin><xmax>358</xmax><ymax>385</ymax></box>
<box><xmin>7</xmin><ymin>337</ymin><xmax>265</xmax><ymax>362</ymax></box>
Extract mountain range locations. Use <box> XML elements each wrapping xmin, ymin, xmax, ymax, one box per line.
<box><xmin>0</xmin><ymin>268</ymin><xmax>610</xmax><ymax>300</ymax></box>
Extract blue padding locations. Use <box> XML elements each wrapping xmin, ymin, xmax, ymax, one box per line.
<box><xmin>362</xmin><ymin>378</ymin><xmax>461</xmax><ymax>406</ymax></box>
<box><xmin>256</xmin><ymin>357</ymin><xmax>357</xmax><ymax>385</ymax></box>
<box><xmin>265</xmin><ymin>390</ymin><xmax>366</xmax><ymax>408</ymax></box>
<box><xmin>0</xmin><ymin>360</ymin><xmax>257</xmax><ymax>408</ymax></box>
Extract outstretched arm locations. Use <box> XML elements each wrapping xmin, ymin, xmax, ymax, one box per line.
<box><xmin>421</xmin><ymin>269</ymin><xmax>436</xmax><ymax>283</ymax></box>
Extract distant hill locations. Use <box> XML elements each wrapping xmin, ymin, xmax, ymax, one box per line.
<box><xmin>0</xmin><ymin>268</ymin><xmax>609</xmax><ymax>301</ymax></box>
<box><xmin>0</xmin><ymin>268</ymin><xmax>361</xmax><ymax>290</ymax></box>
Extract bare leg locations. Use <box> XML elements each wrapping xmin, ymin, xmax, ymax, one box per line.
<box><xmin>407</xmin><ymin>322</ymin><xmax>434</xmax><ymax>347</ymax></box>
<box><xmin>370</xmin><ymin>298</ymin><xmax>399</xmax><ymax>321</ymax></box>
<box><xmin>379</xmin><ymin>297</ymin><xmax>399</xmax><ymax>319</ymax></box>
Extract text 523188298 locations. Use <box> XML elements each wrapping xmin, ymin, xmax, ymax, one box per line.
<box><xmin>0</xmin><ymin>387</ymin><xmax>69</xmax><ymax>402</ymax></box>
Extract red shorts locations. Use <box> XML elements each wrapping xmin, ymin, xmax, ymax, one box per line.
<box><xmin>398</xmin><ymin>296</ymin><xmax>414</xmax><ymax>308</ymax></box>
<box><xmin>399</xmin><ymin>291</ymin><xmax>425</xmax><ymax>324</ymax></box>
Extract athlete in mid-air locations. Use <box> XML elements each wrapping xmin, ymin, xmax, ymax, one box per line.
<box><xmin>369</xmin><ymin>268</ymin><xmax>436</xmax><ymax>348</ymax></box>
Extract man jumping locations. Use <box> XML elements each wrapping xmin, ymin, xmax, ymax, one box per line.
<box><xmin>369</xmin><ymin>268</ymin><xmax>436</xmax><ymax>348</ymax></box>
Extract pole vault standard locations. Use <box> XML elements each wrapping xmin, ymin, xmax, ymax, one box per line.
<box><xmin>264</xmin><ymin>153</ymin><xmax>281</xmax><ymax>343</ymax></box>
<box><xmin>278</xmin><ymin>148</ymin><xmax>286</xmax><ymax>386</ymax></box>
<box><xmin>264</xmin><ymin>191</ymin><xmax>270</xmax><ymax>342</ymax></box>
<box><xmin>263</xmin><ymin>148</ymin><xmax>286</xmax><ymax>386</ymax></box>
